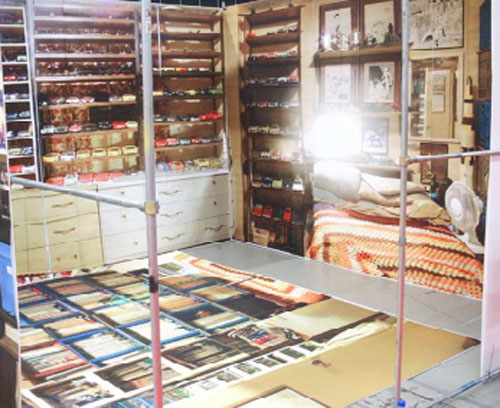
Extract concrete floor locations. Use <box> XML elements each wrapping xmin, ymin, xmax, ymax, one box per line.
<box><xmin>186</xmin><ymin>240</ymin><xmax>500</xmax><ymax>407</ymax></box>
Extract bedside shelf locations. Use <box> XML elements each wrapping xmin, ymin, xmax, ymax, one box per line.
<box><xmin>246</xmin><ymin>32</ymin><xmax>299</xmax><ymax>47</ymax></box>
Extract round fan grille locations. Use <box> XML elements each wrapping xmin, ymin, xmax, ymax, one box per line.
<box><xmin>445</xmin><ymin>182</ymin><xmax>480</xmax><ymax>232</ymax></box>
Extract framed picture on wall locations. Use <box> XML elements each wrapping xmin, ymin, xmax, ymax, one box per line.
<box><xmin>409</xmin><ymin>0</ymin><xmax>464</xmax><ymax>49</ymax></box>
<box><xmin>362</xmin><ymin>118</ymin><xmax>389</xmax><ymax>155</ymax></box>
<box><xmin>361</xmin><ymin>56</ymin><xmax>400</xmax><ymax>104</ymax></box>
<box><xmin>321</xmin><ymin>62</ymin><xmax>357</xmax><ymax>104</ymax></box>
<box><xmin>360</xmin><ymin>0</ymin><xmax>400</xmax><ymax>46</ymax></box>
<box><xmin>320</xmin><ymin>1</ymin><xmax>357</xmax><ymax>43</ymax></box>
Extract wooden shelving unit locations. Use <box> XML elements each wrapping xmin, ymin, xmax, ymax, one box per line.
<box><xmin>1</xmin><ymin>5</ymin><xmax>39</xmax><ymax>181</ymax></box>
<box><xmin>314</xmin><ymin>45</ymin><xmax>402</xmax><ymax>61</ymax></box>
<box><xmin>241</xmin><ymin>6</ymin><xmax>309</xmax><ymax>256</ymax></box>
<box><xmin>149</xmin><ymin>4</ymin><xmax>227</xmax><ymax>171</ymax></box>
<box><xmin>31</xmin><ymin>0</ymin><xmax>140</xmax><ymax>182</ymax></box>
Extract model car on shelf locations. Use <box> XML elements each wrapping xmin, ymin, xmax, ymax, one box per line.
<box><xmin>262</xmin><ymin>205</ymin><xmax>273</xmax><ymax>219</ymax></box>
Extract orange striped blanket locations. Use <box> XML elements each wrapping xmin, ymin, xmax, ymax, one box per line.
<box><xmin>306</xmin><ymin>205</ymin><xmax>483</xmax><ymax>299</ymax></box>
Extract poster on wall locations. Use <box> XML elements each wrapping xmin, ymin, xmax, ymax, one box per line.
<box><xmin>323</xmin><ymin>64</ymin><xmax>353</xmax><ymax>104</ymax></box>
<box><xmin>362</xmin><ymin>118</ymin><xmax>389</xmax><ymax>154</ymax></box>
<box><xmin>321</xmin><ymin>1</ymin><xmax>356</xmax><ymax>39</ymax></box>
<box><xmin>362</xmin><ymin>0</ymin><xmax>395</xmax><ymax>45</ymax></box>
<box><xmin>363</xmin><ymin>61</ymin><xmax>395</xmax><ymax>103</ymax></box>
<box><xmin>409</xmin><ymin>0</ymin><xmax>463</xmax><ymax>49</ymax></box>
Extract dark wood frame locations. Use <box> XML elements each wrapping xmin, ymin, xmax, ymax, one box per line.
<box><xmin>359</xmin><ymin>54</ymin><xmax>401</xmax><ymax>105</ymax></box>
<box><xmin>359</xmin><ymin>0</ymin><xmax>400</xmax><ymax>44</ymax></box>
<box><xmin>320</xmin><ymin>57</ymin><xmax>358</xmax><ymax>105</ymax></box>
<box><xmin>320</xmin><ymin>0</ymin><xmax>358</xmax><ymax>39</ymax></box>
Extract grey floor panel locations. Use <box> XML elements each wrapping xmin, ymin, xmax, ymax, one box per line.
<box><xmin>185</xmin><ymin>241</ymin><xmax>481</xmax><ymax>339</ymax></box>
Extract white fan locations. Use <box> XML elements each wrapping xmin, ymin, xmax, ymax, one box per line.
<box><xmin>445</xmin><ymin>181</ymin><xmax>484</xmax><ymax>254</ymax></box>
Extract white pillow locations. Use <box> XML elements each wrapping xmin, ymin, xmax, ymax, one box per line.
<box><xmin>314</xmin><ymin>161</ymin><xmax>361</xmax><ymax>202</ymax></box>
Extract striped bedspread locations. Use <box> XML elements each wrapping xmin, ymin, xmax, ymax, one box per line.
<box><xmin>306</xmin><ymin>205</ymin><xmax>483</xmax><ymax>299</ymax></box>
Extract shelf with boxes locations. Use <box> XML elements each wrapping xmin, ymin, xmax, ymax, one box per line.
<box><xmin>1</xmin><ymin>6</ymin><xmax>39</xmax><ymax>180</ymax></box>
<box><xmin>241</xmin><ymin>5</ymin><xmax>309</xmax><ymax>256</ymax></box>
<box><xmin>31</xmin><ymin>0</ymin><xmax>140</xmax><ymax>185</ymax></box>
<box><xmin>148</xmin><ymin>5</ymin><xmax>227</xmax><ymax>175</ymax></box>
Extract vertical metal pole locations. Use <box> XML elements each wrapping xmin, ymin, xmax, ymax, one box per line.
<box><xmin>395</xmin><ymin>0</ymin><xmax>410</xmax><ymax>405</ymax></box>
<box><xmin>141</xmin><ymin>1</ymin><xmax>163</xmax><ymax>407</ymax></box>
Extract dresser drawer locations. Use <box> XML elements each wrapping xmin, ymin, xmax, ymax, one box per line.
<box><xmin>79</xmin><ymin>238</ymin><xmax>103</xmax><ymax>269</ymax></box>
<box><xmin>157</xmin><ymin>195</ymin><xmax>229</xmax><ymax>227</ymax></box>
<box><xmin>26</xmin><ymin>213</ymin><xmax>100</xmax><ymax>249</ymax></box>
<box><xmin>157</xmin><ymin>175</ymin><xmax>228</xmax><ymax>204</ymax></box>
<box><xmin>102</xmin><ymin>231</ymin><xmax>147</xmax><ymax>264</ymax></box>
<box><xmin>100</xmin><ymin>208</ymin><xmax>145</xmax><ymax>236</ymax></box>
<box><xmin>199</xmin><ymin>215</ymin><xmax>231</xmax><ymax>242</ymax></box>
<box><xmin>28</xmin><ymin>242</ymin><xmax>81</xmax><ymax>274</ymax></box>
<box><xmin>11</xmin><ymin>198</ymin><xmax>25</xmax><ymax>225</ymax></box>
<box><xmin>99</xmin><ymin>184</ymin><xmax>144</xmax><ymax>213</ymax></box>
<box><xmin>24</xmin><ymin>190</ymin><xmax>98</xmax><ymax>222</ymax></box>
<box><xmin>14</xmin><ymin>250</ymin><xmax>28</xmax><ymax>275</ymax></box>
<box><xmin>13</xmin><ymin>223</ymin><xmax>27</xmax><ymax>252</ymax></box>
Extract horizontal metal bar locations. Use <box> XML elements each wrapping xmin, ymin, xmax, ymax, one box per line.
<box><xmin>408</xmin><ymin>148</ymin><xmax>500</xmax><ymax>164</ymax></box>
<box><xmin>10</xmin><ymin>177</ymin><xmax>145</xmax><ymax>212</ymax></box>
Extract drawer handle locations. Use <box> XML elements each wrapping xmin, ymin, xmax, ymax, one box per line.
<box><xmin>53</xmin><ymin>227</ymin><xmax>76</xmax><ymax>235</ymax></box>
<box><xmin>161</xmin><ymin>233</ymin><xmax>184</xmax><ymax>241</ymax></box>
<box><xmin>121</xmin><ymin>214</ymin><xmax>127</xmax><ymax>219</ymax></box>
<box><xmin>161</xmin><ymin>211</ymin><xmax>183</xmax><ymax>218</ymax></box>
<box><xmin>52</xmin><ymin>202</ymin><xmax>74</xmax><ymax>209</ymax></box>
<box><xmin>205</xmin><ymin>224</ymin><xmax>225</xmax><ymax>232</ymax></box>
<box><xmin>160</xmin><ymin>189</ymin><xmax>180</xmax><ymax>196</ymax></box>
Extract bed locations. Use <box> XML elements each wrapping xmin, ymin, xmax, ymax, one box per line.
<box><xmin>305</xmin><ymin>161</ymin><xmax>484</xmax><ymax>299</ymax></box>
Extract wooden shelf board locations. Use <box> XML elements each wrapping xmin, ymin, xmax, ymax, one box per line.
<box><xmin>36</xmin><ymin>74</ymin><xmax>136</xmax><ymax>83</ymax></box>
<box><xmin>35</xmin><ymin>53</ymin><xmax>136</xmax><ymax>60</ymax></box>
<box><xmin>5</xmin><ymin>99</ymin><xmax>30</xmax><ymax>103</ymax></box>
<box><xmin>34</xmin><ymin>16</ymin><xmax>134</xmax><ymax>25</ymax></box>
<box><xmin>154</xmin><ymin>94</ymin><xmax>223</xmax><ymax>101</ymax></box>
<box><xmin>155</xmin><ymin>142</ymin><xmax>221</xmax><ymax>152</ymax></box>
<box><xmin>246</xmin><ymin>56</ymin><xmax>299</xmax><ymax>66</ymax></box>
<box><xmin>160</xmin><ymin>50</ymin><xmax>221</xmax><ymax>59</ymax></box>
<box><xmin>44</xmin><ymin>153</ymin><xmax>140</xmax><ymax>166</ymax></box>
<box><xmin>243</xmin><ymin>7</ymin><xmax>300</xmax><ymax>26</ymax></box>
<box><xmin>154</xmin><ymin>119</ymin><xmax>221</xmax><ymax>126</ymax></box>
<box><xmin>0</xmin><ymin>43</ymin><xmax>26</xmax><ymax>47</ymax></box>
<box><xmin>252</xmin><ymin>186</ymin><xmax>305</xmax><ymax>195</ymax></box>
<box><xmin>156</xmin><ymin>32</ymin><xmax>220</xmax><ymax>41</ymax></box>
<box><xmin>8</xmin><ymin>155</ymin><xmax>34</xmax><ymax>160</ymax></box>
<box><xmin>249</xmin><ymin>133</ymin><xmax>300</xmax><ymax>140</ymax></box>
<box><xmin>251</xmin><ymin>214</ymin><xmax>303</xmax><ymax>227</ymax></box>
<box><xmin>0</xmin><ymin>24</ymin><xmax>24</xmax><ymax>32</ymax></box>
<box><xmin>3</xmin><ymin>80</ymin><xmax>29</xmax><ymax>85</ymax></box>
<box><xmin>152</xmin><ymin>71</ymin><xmax>223</xmax><ymax>78</ymax></box>
<box><xmin>6</xmin><ymin>119</ymin><xmax>32</xmax><ymax>123</ymax></box>
<box><xmin>250</xmin><ymin>158</ymin><xmax>304</xmax><ymax>165</ymax></box>
<box><xmin>39</xmin><ymin>101</ymin><xmax>137</xmax><ymax>110</ymax></box>
<box><xmin>247</xmin><ymin>106</ymin><xmax>300</xmax><ymax>111</ymax></box>
<box><xmin>245</xmin><ymin>83</ymin><xmax>299</xmax><ymax>89</ymax></box>
<box><xmin>34</xmin><ymin>34</ymin><xmax>135</xmax><ymax>41</ymax></box>
<box><xmin>315</xmin><ymin>45</ymin><xmax>402</xmax><ymax>61</ymax></box>
<box><xmin>157</xmin><ymin>10</ymin><xmax>220</xmax><ymax>24</ymax></box>
<box><xmin>1</xmin><ymin>61</ymin><xmax>27</xmax><ymax>66</ymax></box>
<box><xmin>40</xmin><ymin>128</ymin><xmax>138</xmax><ymax>139</ymax></box>
<box><xmin>246</xmin><ymin>32</ymin><xmax>299</xmax><ymax>47</ymax></box>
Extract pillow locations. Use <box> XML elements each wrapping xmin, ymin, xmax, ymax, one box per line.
<box><xmin>362</xmin><ymin>173</ymin><xmax>426</xmax><ymax>196</ymax></box>
<box><xmin>313</xmin><ymin>161</ymin><xmax>361</xmax><ymax>202</ymax></box>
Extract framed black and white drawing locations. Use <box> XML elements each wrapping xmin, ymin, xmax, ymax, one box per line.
<box><xmin>322</xmin><ymin>63</ymin><xmax>356</xmax><ymax>104</ymax></box>
<box><xmin>362</xmin><ymin>118</ymin><xmax>389</xmax><ymax>155</ymax></box>
<box><xmin>409</xmin><ymin>0</ymin><xmax>464</xmax><ymax>49</ymax></box>
<box><xmin>320</xmin><ymin>1</ymin><xmax>357</xmax><ymax>41</ymax></box>
<box><xmin>360</xmin><ymin>0</ymin><xmax>399</xmax><ymax>46</ymax></box>
<box><xmin>362</xmin><ymin>60</ymin><xmax>396</xmax><ymax>103</ymax></box>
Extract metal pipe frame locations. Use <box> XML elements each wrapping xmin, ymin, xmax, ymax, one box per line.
<box><xmin>10</xmin><ymin>177</ymin><xmax>145</xmax><ymax>212</ymax></box>
<box><xmin>408</xmin><ymin>148</ymin><xmax>500</xmax><ymax>164</ymax></box>
<box><xmin>395</xmin><ymin>0</ymin><xmax>410</xmax><ymax>405</ymax></box>
<box><xmin>140</xmin><ymin>1</ymin><xmax>164</xmax><ymax>407</ymax></box>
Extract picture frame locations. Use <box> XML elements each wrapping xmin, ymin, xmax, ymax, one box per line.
<box><xmin>360</xmin><ymin>56</ymin><xmax>401</xmax><ymax>104</ymax></box>
<box><xmin>360</xmin><ymin>0</ymin><xmax>400</xmax><ymax>46</ymax></box>
<box><xmin>409</xmin><ymin>0</ymin><xmax>464</xmax><ymax>49</ymax></box>
<box><xmin>320</xmin><ymin>1</ymin><xmax>358</xmax><ymax>46</ymax></box>
<box><xmin>321</xmin><ymin>60</ymin><xmax>358</xmax><ymax>105</ymax></box>
<box><xmin>362</xmin><ymin>118</ymin><xmax>389</xmax><ymax>155</ymax></box>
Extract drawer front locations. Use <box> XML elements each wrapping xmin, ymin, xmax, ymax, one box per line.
<box><xmin>199</xmin><ymin>215</ymin><xmax>231</xmax><ymax>242</ymax></box>
<box><xmin>28</xmin><ymin>242</ymin><xmax>81</xmax><ymax>274</ymax></box>
<box><xmin>25</xmin><ymin>191</ymin><xmax>97</xmax><ymax>222</ymax></box>
<box><xmin>27</xmin><ymin>213</ymin><xmax>101</xmax><ymax>249</ymax></box>
<box><xmin>79</xmin><ymin>238</ymin><xmax>103</xmax><ymax>269</ymax></box>
<box><xmin>13</xmin><ymin>223</ymin><xmax>27</xmax><ymax>252</ymax></box>
<box><xmin>157</xmin><ymin>175</ymin><xmax>228</xmax><ymax>204</ymax></box>
<box><xmin>14</xmin><ymin>250</ymin><xmax>28</xmax><ymax>275</ymax></box>
<box><xmin>100</xmin><ymin>208</ymin><xmax>145</xmax><ymax>236</ymax></box>
<box><xmin>157</xmin><ymin>195</ymin><xmax>229</xmax><ymax>227</ymax></box>
<box><xmin>11</xmin><ymin>199</ymin><xmax>25</xmax><ymax>225</ymax></box>
<box><xmin>102</xmin><ymin>231</ymin><xmax>147</xmax><ymax>265</ymax></box>
<box><xmin>99</xmin><ymin>185</ymin><xmax>144</xmax><ymax>213</ymax></box>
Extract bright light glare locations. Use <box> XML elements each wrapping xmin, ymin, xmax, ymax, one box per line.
<box><xmin>305</xmin><ymin>112</ymin><xmax>362</xmax><ymax>159</ymax></box>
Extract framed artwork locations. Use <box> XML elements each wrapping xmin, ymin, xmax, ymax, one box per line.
<box><xmin>320</xmin><ymin>1</ymin><xmax>357</xmax><ymax>40</ymax></box>
<box><xmin>362</xmin><ymin>118</ymin><xmax>389</xmax><ymax>155</ymax></box>
<box><xmin>360</xmin><ymin>0</ymin><xmax>400</xmax><ymax>45</ymax></box>
<box><xmin>409</xmin><ymin>0</ymin><xmax>464</xmax><ymax>49</ymax></box>
<box><xmin>362</xmin><ymin>60</ymin><xmax>396</xmax><ymax>103</ymax></box>
<box><xmin>321</xmin><ymin>62</ymin><xmax>357</xmax><ymax>104</ymax></box>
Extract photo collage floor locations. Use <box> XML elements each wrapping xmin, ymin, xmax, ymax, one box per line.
<box><xmin>20</xmin><ymin>251</ymin><xmax>476</xmax><ymax>408</ymax></box>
